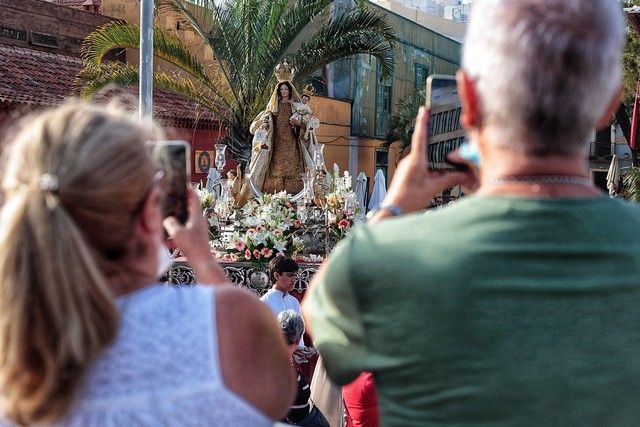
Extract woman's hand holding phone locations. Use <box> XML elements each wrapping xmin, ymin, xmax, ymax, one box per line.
<box><xmin>163</xmin><ymin>188</ymin><xmax>228</xmax><ymax>286</ymax></box>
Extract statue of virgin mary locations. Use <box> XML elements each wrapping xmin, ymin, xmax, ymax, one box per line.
<box><xmin>239</xmin><ymin>62</ymin><xmax>324</xmax><ymax>201</ymax></box>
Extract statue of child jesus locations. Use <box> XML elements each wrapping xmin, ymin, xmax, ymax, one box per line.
<box><xmin>290</xmin><ymin>93</ymin><xmax>313</xmax><ymax>125</ymax></box>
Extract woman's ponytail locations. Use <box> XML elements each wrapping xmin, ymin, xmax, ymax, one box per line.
<box><xmin>0</xmin><ymin>183</ymin><xmax>118</xmax><ymax>424</ymax></box>
<box><xmin>0</xmin><ymin>102</ymin><xmax>157</xmax><ymax>424</ymax></box>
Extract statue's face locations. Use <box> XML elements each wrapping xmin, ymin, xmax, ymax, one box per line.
<box><xmin>279</xmin><ymin>84</ymin><xmax>290</xmax><ymax>100</ymax></box>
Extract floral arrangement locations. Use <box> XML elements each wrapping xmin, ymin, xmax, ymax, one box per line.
<box><xmin>194</xmin><ymin>185</ymin><xmax>222</xmax><ymax>240</ymax></box>
<box><xmin>216</xmin><ymin>192</ymin><xmax>304</xmax><ymax>264</ymax></box>
<box><xmin>325</xmin><ymin>169</ymin><xmax>360</xmax><ymax>240</ymax></box>
<box><xmin>195</xmin><ymin>184</ymin><xmax>216</xmax><ymax>213</ymax></box>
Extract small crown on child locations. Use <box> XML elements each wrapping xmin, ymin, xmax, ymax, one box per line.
<box><xmin>302</xmin><ymin>84</ymin><xmax>315</xmax><ymax>98</ymax></box>
<box><xmin>275</xmin><ymin>61</ymin><xmax>295</xmax><ymax>82</ymax></box>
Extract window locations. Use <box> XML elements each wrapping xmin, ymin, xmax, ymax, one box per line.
<box><xmin>30</xmin><ymin>32</ymin><xmax>59</xmax><ymax>49</ymax></box>
<box><xmin>375</xmin><ymin>62</ymin><xmax>393</xmax><ymax>137</ymax></box>
<box><xmin>453</xmin><ymin>107</ymin><xmax>461</xmax><ymax>131</ymax></box>
<box><xmin>414</xmin><ymin>63</ymin><xmax>429</xmax><ymax>91</ymax></box>
<box><xmin>375</xmin><ymin>148</ymin><xmax>389</xmax><ymax>183</ymax></box>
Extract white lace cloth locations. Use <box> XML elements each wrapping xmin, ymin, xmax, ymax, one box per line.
<box><xmin>0</xmin><ymin>285</ymin><xmax>271</xmax><ymax>426</ymax></box>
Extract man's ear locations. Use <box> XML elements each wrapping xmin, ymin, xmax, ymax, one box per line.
<box><xmin>457</xmin><ymin>69</ymin><xmax>481</xmax><ymax>130</ymax></box>
<box><xmin>596</xmin><ymin>85</ymin><xmax>623</xmax><ymax>129</ymax></box>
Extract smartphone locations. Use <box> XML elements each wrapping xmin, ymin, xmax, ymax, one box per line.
<box><xmin>148</xmin><ymin>140</ymin><xmax>190</xmax><ymax>224</ymax></box>
<box><xmin>425</xmin><ymin>74</ymin><xmax>467</xmax><ymax>171</ymax></box>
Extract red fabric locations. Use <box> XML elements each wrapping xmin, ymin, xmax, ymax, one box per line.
<box><xmin>342</xmin><ymin>372</ymin><xmax>380</xmax><ymax>427</ymax></box>
<box><xmin>631</xmin><ymin>81</ymin><xmax>640</xmax><ymax>150</ymax></box>
<box><xmin>290</xmin><ymin>290</ymin><xmax>318</xmax><ymax>383</ymax></box>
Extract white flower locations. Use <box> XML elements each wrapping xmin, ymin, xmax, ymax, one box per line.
<box><xmin>274</xmin><ymin>241</ymin><xmax>287</xmax><ymax>253</ymax></box>
<box><xmin>243</xmin><ymin>216</ymin><xmax>260</xmax><ymax>227</ymax></box>
<box><xmin>252</xmin><ymin>232</ymin><xmax>266</xmax><ymax>245</ymax></box>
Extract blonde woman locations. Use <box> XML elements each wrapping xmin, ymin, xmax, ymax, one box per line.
<box><xmin>0</xmin><ymin>103</ymin><xmax>295</xmax><ymax>426</ymax></box>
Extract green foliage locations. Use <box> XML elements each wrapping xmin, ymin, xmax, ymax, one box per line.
<box><xmin>77</xmin><ymin>0</ymin><xmax>396</xmax><ymax>163</ymax></box>
<box><xmin>623</xmin><ymin>31</ymin><xmax>640</xmax><ymax>105</ymax></box>
<box><xmin>623</xmin><ymin>167</ymin><xmax>640</xmax><ymax>202</ymax></box>
<box><xmin>386</xmin><ymin>90</ymin><xmax>425</xmax><ymax>153</ymax></box>
<box><xmin>623</xmin><ymin>0</ymin><xmax>640</xmax><ymax>104</ymax></box>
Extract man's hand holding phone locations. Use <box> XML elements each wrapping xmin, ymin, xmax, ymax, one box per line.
<box><xmin>447</xmin><ymin>143</ymin><xmax>481</xmax><ymax>193</ymax></box>
<box><xmin>369</xmin><ymin>107</ymin><xmax>468</xmax><ymax>223</ymax></box>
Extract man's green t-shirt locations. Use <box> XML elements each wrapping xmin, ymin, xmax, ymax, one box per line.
<box><xmin>306</xmin><ymin>196</ymin><xmax>640</xmax><ymax>426</ymax></box>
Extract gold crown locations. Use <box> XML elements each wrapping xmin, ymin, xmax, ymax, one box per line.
<box><xmin>302</xmin><ymin>84</ymin><xmax>315</xmax><ymax>97</ymax></box>
<box><xmin>275</xmin><ymin>61</ymin><xmax>295</xmax><ymax>82</ymax></box>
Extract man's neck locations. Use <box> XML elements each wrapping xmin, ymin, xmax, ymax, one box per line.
<box><xmin>476</xmin><ymin>145</ymin><xmax>601</xmax><ymax>198</ymax></box>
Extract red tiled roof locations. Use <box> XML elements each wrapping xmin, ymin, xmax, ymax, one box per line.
<box><xmin>0</xmin><ymin>45</ymin><xmax>79</xmax><ymax>106</ymax></box>
<box><xmin>0</xmin><ymin>44</ymin><xmax>219</xmax><ymax>128</ymax></box>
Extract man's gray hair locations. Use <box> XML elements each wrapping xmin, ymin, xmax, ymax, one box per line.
<box><xmin>463</xmin><ymin>0</ymin><xmax>624</xmax><ymax>156</ymax></box>
<box><xmin>277</xmin><ymin>310</ymin><xmax>304</xmax><ymax>345</ymax></box>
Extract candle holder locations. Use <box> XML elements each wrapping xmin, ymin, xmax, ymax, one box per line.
<box><xmin>214</xmin><ymin>144</ymin><xmax>227</xmax><ymax>172</ymax></box>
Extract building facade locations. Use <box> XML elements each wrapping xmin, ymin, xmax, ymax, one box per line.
<box><xmin>0</xmin><ymin>0</ymin><xmax>228</xmax><ymax>184</ymax></box>
<box><xmin>373</xmin><ymin>0</ymin><xmax>473</xmax><ymax>23</ymax></box>
<box><xmin>322</xmin><ymin>0</ymin><xmax>461</xmax><ymax>187</ymax></box>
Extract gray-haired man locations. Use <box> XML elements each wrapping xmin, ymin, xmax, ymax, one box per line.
<box><xmin>304</xmin><ymin>1</ymin><xmax>640</xmax><ymax>425</ymax></box>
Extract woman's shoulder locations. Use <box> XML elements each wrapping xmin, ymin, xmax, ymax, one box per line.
<box><xmin>215</xmin><ymin>286</ymin><xmax>296</xmax><ymax>420</ymax></box>
<box><xmin>215</xmin><ymin>287</ymin><xmax>275</xmax><ymax>336</ymax></box>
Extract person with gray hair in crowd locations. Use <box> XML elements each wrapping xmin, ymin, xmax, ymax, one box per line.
<box><xmin>304</xmin><ymin>0</ymin><xmax>640</xmax><ymax>425</ymax></box>
<box><xmin>277</xmin><ymin>310</ymin><xmax>329</xmax><ymax>427</ymax></box>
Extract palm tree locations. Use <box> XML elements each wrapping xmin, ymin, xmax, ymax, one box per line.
<box><xmin>386</xmin><ymin>90</ymin><xmax>424</xmax><ymax>153</ymax></box>
<box><xmin>77</xmin><ymin>0</ymin><xmax>396</xmax><ymax>162</ymax></box>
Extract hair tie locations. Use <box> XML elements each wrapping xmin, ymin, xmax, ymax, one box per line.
<box><xmin>39</xmin><ymin>174</ymin><xmax>60</xmax><ymax>210</ymax></box>
<box><xmin>39</xmin><ymin>174</ymin><xmax>59</xmax><ymax>193</ymax></box>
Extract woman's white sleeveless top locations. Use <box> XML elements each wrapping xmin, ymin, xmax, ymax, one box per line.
<box><xmin>59</xmin><ymin>285</ymin><xmax>271</xmax><ymax>426</ymax></box>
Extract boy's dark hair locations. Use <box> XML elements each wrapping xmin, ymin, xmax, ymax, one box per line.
<box><xmin>269</xmin><ymin>256</ymin><xmax>299</xmax><ymax>282</ymax></box>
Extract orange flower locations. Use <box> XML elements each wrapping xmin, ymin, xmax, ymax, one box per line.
<box><xmin>338</xmin><ymin>218</ymin><xmax>350</xmax><ymax>230</ymax></box>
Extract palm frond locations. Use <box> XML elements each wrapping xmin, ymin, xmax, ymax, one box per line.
<box><xmin>76</xmin><ymin>62</ymin><xmax>224</xmax><ymax>113</ymax></box>
<box><xmin>75</xmin><ymin>62</ymin><xmax>139</xmax><ymax>99</ymax></box>
<box><xmin>289</xmin><ymin>7</ymin><xmax>395</xmax><ymax>83</ymax></box>
<box><xmin>271</xmin><ymin>0</ymin><xmax>331</xmax><ymax>61</ymax></box>
<box><xmin>249</xmin><ymin>0</ymin><xmax>287</xmax><ymax>74</ymax></box>
<box><xmin>81</xmin><ymin>22</ymin><xmax>231</xmax><ymax>106</ymax></box>
<box><xmin>623</xmin><ymin>167</ymin><xmax>640</xmax><ymax>202</ymax></box>
<box><xmin>155</xmin><ymin>0</ymin><xmax>215</xmax><ymax>35</ymax></box>
<box><xmin>82</xmin><ymin>23</ymin><xmax>202</xmax><ymax>82</ymax></box>
<box><xmin>386</xmin><ymin>91</ymin><xmax>424</xmax><ymax>152</ymax></box>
